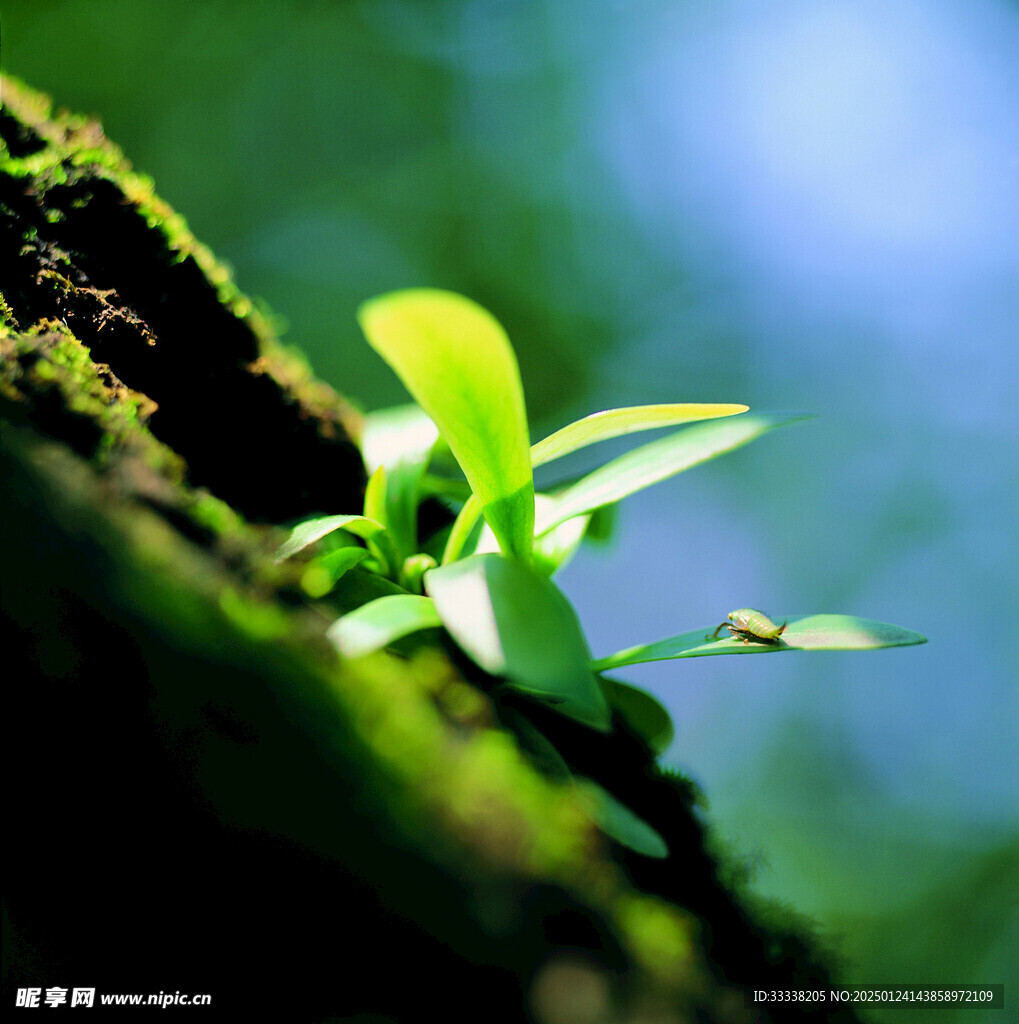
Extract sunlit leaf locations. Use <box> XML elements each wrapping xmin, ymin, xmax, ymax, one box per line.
<box><xmin>474</xmin><ymin>495</ymin><xmax>591</xmax><ymax>576</ymax></box>
<box><xmin>443</xmin><ymin>405</ymin><xmax>752</xmax><ymax>561</ymax></box>
<box><xmin>535</xmin><ymin>411</ymin><xmax>815</xmax><ymax>537</ymax></box>
<box><xmin>601</xmin><ymin>678</ymin><xmax>675</xmax><ymax>755</ymax></box>
<box><xmin>425</xmin><ymin>554</ymin><xmax>611</xmax><ymax>731</ymax></box>
<box><xmin>442</xmin><ymin>493</ymin><xmax>483</xmax><ymax>565</ymax></box>
<box><xmin>325</xmin><ymin>594</ymin><xmax>442</xmax><ymax>659</ymax></box>
<box><xmin>592</xmin><ymin>614</ymin><xmax>928</xmax><ymax>671</ymax></box>
<box><xmin>575</xmin><ymin>778</ymin><xmax>669</xmax><ymax>859</ymax></box>
<box><xmin>358</xmin><ymin>290</ymin><xmax>534</xmax><ymax>559</ymax></box>
<box><xmin>530</xmin><ymin>403</ymin><xmax>749</xmax><ymax>467</ymax></box>
<box><xmin>531</xmin><ymin>508</ymin><xmax>591</xmax><ymax>576</ymax></box>
<box><xmin>361</xmin><ymin>403</ymin><xmax>440</xmax><ymax>558</ymax></box>
<box><xmin>362</xmin><ymin>465</ymin><xmax>388</xmax><ymax>528</ymax></box>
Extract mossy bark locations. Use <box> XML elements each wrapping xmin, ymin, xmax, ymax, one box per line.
<box><xmin>1</xmin><ymin>77</ymin><xmax>859</xmax><ymax>1023</ymax></box>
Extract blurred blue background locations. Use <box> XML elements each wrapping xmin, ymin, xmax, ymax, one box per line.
<box><xmin>4</xmin><ymin>2</ymin><xmax>1016</xmax><ymax>1017</ymax></box>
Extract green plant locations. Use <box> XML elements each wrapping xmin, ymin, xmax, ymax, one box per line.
<box><xmin>276</xmin><ymin>288</ymin><xmax>926</xmax><ymax>857</ymax></box>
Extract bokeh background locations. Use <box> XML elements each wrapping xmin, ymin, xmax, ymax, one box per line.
<box><xmin>3</xmin><ymin>2</ymin><xmax>1016</xmax><ymax>1018</ymax></box>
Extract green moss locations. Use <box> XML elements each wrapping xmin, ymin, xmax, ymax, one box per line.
<box><xmin>335</xmin><ymin>648</ymin><xmax>702</xmax><ymax>990</ymax></box>
<box><xmin>0</xmin><ymin>150</ymin><xmax>71</xmax><ymax>187</ymax></box>
<box><xmin>615</xmin><ymin>894</ymin><xmax>698</xmax><ymax>986</ymax></box>
<box><xmin>2</xmin><ymin>326</ymin><xmax>185</xmax><ymax>481</ymax></box>
<box><xmin>38</xmin><ymin>330</ymin><xmax>93</xmax><ymax>373</ymax></box>
<box><xmin>218</xmin><ymin>585</ymin><xmax>293</xmax><ymax>642</ymax></box>
<box><xmin>188</xmin><ymin>492</ymin><xmax>246</xmax><ymax>538</ymax></box>
<box><xmin>1</xmin><ymin>75</ymin><xmax>271</xmax><ymax>344</ymax></box>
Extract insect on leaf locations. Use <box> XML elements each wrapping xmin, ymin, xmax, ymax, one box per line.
<box><xmin>358</xmin><ymin>290</ymin><xmax>534</xmax><ymax>560</ymax></box>
<box><xmin>592</xmin><ymin>614</ymin><xmax>928</xmax><ymax>671</ymax></box>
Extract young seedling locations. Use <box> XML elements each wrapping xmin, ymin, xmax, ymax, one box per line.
<box><xmin>276</xmin><ymin>288</ymin><xmax>927</xmax><ymax>859</ymax></box>
<box><xmin>708</xmin><ymin>608</ymin><xmax>787</xmax><ymax>644</ymax></box>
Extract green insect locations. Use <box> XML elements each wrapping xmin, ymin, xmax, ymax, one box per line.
<box><xmin>708</xmin><ymin>608</ymin><xmax>787</xmax><ymax>644</ymax></box>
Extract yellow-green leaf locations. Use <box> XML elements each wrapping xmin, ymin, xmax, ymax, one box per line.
<box><xmin>358</xmin><ymin>290</ymin><xmax>534</xmax><ymax>559</ymax></box>
<box><xmin>531</xmin><ymin>403</ymin><xmax>749</xmax><ymax>468</ymax></box>
<box><xmin>535</xmin><ymin>411</ymin><xmax>814</xmax><ymax>537</ymax></box>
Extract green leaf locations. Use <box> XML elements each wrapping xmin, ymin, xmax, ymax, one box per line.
<box><xmin>419</xmin><ymin>473</ymin><xmax>472</xmax><ymax>503</ymax></box>
<box><xmin>441</xmin><ymin>493</ymin><xmax>483</xmax><ymax>565</ymax></box>
<box><xmin>275</xmin><ymin>512</ymin><xmax>398</xmax><ymax>579</ymax></box>
<box><xmin>535</xmin><ymin>411</ymin><xmax>815</xmax><ymax>537</ymax></box>
<box><xmin>530</xmin><ymin>507</ymin><xmax>591</xmax><ymax>576</ymax></box>
<box><xmin>325</xmin><ymin>595</ymin><xmax>442</xmax><ymax>659</ymax></box>
<box><xmin>530</xmin><ymin>402</ymin><xmax>749</xmax><ymax>468</ymax></box>
<box><xmin>360</xmin><ymin>403</ymin><xmax>440</xmax><ymax>558</ymax></box>
<box><xmin>443</xmin><ymin>404</ymin><xmax>752</xmax><ymax>562</ymax></box>
<box><xmin>499</xmin><ymin>709</ymin><xmax>572</xmax><ymax>782</ymax></box>
<box><xmin>584</xmin><ymin>503</ymin><xmax>618</xmax><ymax>545</ymax></box>
<box><xmin>575</xmin><ymin>778</ymin><xmax>669</xmax><ymax>859</ymax></box>
<box><xmin>274</xmin><ymin>514</ymin><xmax>387</xmax><ymax>562</ymax></box>
<box><xmin>601</xmin><ymin>678</ymin><xmax>675</xmax><ymax>755</ymax></box>
<box><xmin>475</xmin><ymin>495</ymin><xmax>591</xmax><ymax>576</ymax></box>
<box><xmin>592</xmin><ymin>614</ymin><xmax>928</xmax><ymax>671</ymax></box>
<box><xmin>358</xmin><ymin>290</ymin><xmax>534</xmax><ymax>559</ymax></box>
<box><xmin>425</xmin><ymin>554</ymin><xmax>611</xmax><ymax>731</ymax></box>
<box><xmin>399</xmin><ymin>552</ymin><xmax>438</xmax><ymax>594</ymax></box>
<box><xmin>300</xmin><ymin>546</ymin><xmax>372</xmax><ymax>598</ymax></box>
<box><xmin>362</xmin><ymin>465</ymin><xmax>388</xmax><ymax>527</ymax></box>
<box><xmin>331</xmin><ymin>567</ymin><xmax>411</xmax><ymax>613</ymax></box>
